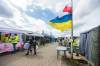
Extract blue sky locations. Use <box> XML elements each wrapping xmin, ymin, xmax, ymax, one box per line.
<box><xmin>25</xmin><ymin>6</ymin><xmax>56</xmax><ymax>21</ymax></box>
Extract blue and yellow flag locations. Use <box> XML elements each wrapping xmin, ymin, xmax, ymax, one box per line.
<box><xmin>49</xmin><ymin>14</ymin><xmax>72</xmax><ymax>32</ymax></box>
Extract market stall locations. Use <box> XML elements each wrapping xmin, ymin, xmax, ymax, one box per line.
<box><xmin>0</xmin><ymin>32</ymin><xmax>24</xmax><ymax>53</ymax></box>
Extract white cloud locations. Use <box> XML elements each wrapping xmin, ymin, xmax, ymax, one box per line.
<box><xmin>74</xmin><ymin>0</ymin><xmax>100</xmax><ymax>20</ymax></box>
<box><xmin>0</xmin><ymin>0</ymin><xmax>13</xmax><ymax>17</ymax></box>
<box><xmin>73</xmin><ymin>0</ymin><xmax>100</xmax><ymax>35</ymax></box>
<box><xmin>30</xmin><ymin>9</ymin><xmax>34</xmax><ymax>12</ymax></box>
<box><xmin>8</xmin><ymin>0</ymin><xmax>70</xmax><ymax>13</ymax></box>
<box><xmin>33</xmin><ymin>0</ymin><xmax>70</xmax><ymax>14</ymax></box>
<box><xmin>9</xmin><ymin>0</ymin><xmax>33</xmax><ymax>11</ymax></box>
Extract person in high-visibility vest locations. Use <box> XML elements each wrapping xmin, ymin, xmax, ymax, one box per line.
<box><xmin>63</xmin><ymin>38</ymin><xmax>68</xmax><ymax>46</ymax></box>
<box><xmin>73</xmin><ymin>39</ymin><xmax>77</xmax><ymax>47</ymax></box>
<box><xmin>5</xmin><ymin>36</ymin><xmax>9</xmax><ymax>43</ymax></box>
<box><xmin>73</xmin><ymin>38</ymin><xmax>79</xmax><ymax>56</ymax></box>
<box><xmin>12</xmin><ymin>34</ymin><xmax>19</xmax><ymax>53</ymax></box>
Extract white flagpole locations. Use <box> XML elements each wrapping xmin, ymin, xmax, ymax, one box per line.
<box><xmin>71</xmin><ymin>0</ymin><xmax>73</xmax><ymax>59</ymax></box>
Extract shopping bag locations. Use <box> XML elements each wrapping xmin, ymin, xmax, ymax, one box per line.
<box><xmin>24</xmin><ymin>43</ymin><xmax>30</xmax><ymax>49</ymax></box>
<box><xmin>36</xmin><ymin>45</ymin><xmax>38</xmax><ymax>49</ymax></box>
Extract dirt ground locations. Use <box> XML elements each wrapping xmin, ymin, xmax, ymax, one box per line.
<box><xmin>0</xmin><ymin>43</ymin><xmax>90</xmax><ymax>66</ymax></box>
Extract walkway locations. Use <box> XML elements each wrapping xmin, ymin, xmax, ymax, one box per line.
<box><xmin>0</xmin><ymin>43</ymin><xmax>67</xmax><ymax>66</ymax></box>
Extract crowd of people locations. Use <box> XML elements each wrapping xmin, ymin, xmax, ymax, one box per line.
<box><xmin>57</xmin><ymin>37</ymin><xmax>79</xmax><ymax>56</ymax></box>
<box><xmin>4</xmin><ymin>34</ymin><xmax>19</xmax><ymax>53</ymax></box>
<box><xmin>0</xmin><ymin>33</ymin><xmax>80</xmax><ymax>56</ymax></box>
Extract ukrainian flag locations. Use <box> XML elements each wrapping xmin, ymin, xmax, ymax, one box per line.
<box><xmin>49</xmin><ymin>14</ymin><xmax>72</xmax><ymax>32</ymax></box>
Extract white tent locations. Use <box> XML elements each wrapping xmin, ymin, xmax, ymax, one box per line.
<box><xmin>25</xmin><ymin>33</ymin><xmax>44</xmax><ymax>37</ymax></box>
<box><xmin>0</xmin><ymin>11</ymin><xmax>52</xmax><ymax>35</ymax></box>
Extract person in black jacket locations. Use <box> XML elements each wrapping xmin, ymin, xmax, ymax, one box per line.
<box><xmin>25</xmin><ymin>38</ymin><xmax>37</xmax><ymax>55</ymax></box>
<box><xmin>33</xmin><ymin>40</ymin><xmax>37</xmax><ymax>55</ymax></box>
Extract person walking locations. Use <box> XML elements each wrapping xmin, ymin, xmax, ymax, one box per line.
<box><xmin>25</xmin><ymin>39</ymin><xmax>33</xmax><ymax>55</ymax></box>
<box><xmin>33</xmin><ymin>40</ymin><xmax>37</xmax><ymax>55</ymax></box>
<box><xmin>25</xmin><ymin>39</ymin><xmax>37</xmax><ymax>55</ymax></box>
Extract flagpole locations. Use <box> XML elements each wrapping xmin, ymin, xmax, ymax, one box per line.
<box><xmin>71</xmin><ymin>0</ymin><xmax>73</xmax><ymax>59</ymax></box>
